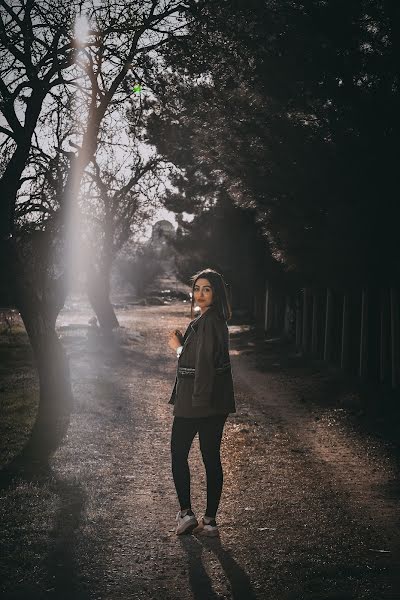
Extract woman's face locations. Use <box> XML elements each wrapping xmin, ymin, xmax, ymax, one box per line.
<box><xmin>193</xmin><ymin>278</ymin><xmax>213</xmax><ymax>311</ymax></box>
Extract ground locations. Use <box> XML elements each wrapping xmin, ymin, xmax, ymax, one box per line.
<box><xmin>0</xmin><ymin>302</ymin><xmax>399</xmax><ymax>600</ymax></box>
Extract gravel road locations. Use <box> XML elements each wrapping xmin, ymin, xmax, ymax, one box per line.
<box><xmin>1</xmin><ymin>302</ymin><xmax>399</xmax><ymax>600</ymax></box>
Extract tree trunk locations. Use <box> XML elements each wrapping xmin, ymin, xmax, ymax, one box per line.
<box><xmin>86</xmin><ymin>265</ymin><xmax>119</xmax><ymax>332</ymax></box>
<box><xmin>3</xmin><ymin>242</ymin><xmax>73</xmax><ymax>466</ymax></box>
<box><xmin>19</xmin><ymin>308</ymin><xmax>73</xmax><ymax>460</ymax></box>
<box><xmin>43</xmin><ymin>273</ymin><xmax>69</xmax><ymax>330</ymax></box>
<box><xmin>0</xmin><ymin>90</ymin><xmax>46</xmax><ymax>239</ymax></box>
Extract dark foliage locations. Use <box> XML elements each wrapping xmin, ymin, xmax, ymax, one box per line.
<box><xmin>147</xmin><ymin>0</ymin><xmax>400</xmax><ymax>286</ymax></box>
<box><xmin>170</xmin><ymin>193</ymin><xmax>293</xmax><ymax>310</ymax></box>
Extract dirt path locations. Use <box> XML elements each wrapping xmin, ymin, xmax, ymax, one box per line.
<box><xmin>1</xmin><ymin>303</ymin><xmax>399</xmax><ymax>599</ymax></box>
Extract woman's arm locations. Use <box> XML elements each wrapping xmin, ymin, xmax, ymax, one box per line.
<box><xmin>168</xmin><ymin>331</ymin><xmax>183</xmax><ymax>359</ymax></box>
<box><xmin>192</xmin><ymin>317</ymin><xmax>217</xmax><ymax>407</ymax></box>
<box><xmin>168</xmin><ymin>329</ymin><xmax>183</xmax><ymax>351</ymax></box>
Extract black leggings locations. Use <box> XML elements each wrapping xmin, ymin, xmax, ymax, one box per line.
<box><xmin>171</xmin><ymin>415</ymin><xmax>228</xmax><ymax>519</ymax></box>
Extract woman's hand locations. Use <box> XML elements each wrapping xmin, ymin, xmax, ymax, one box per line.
<box><xmin>168</xmin><ymin>329</ymin><xmax>183</xmax><ymax>351</ymax></box>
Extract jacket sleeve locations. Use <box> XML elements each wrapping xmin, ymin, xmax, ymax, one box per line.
<box><xmin>192</xmin><ymin>316</ymin><xmax>216</xmax><ymax>407</ymax></box>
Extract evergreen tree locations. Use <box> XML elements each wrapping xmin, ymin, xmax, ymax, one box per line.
<box><xmin>170</xmin><ymin>191</ymin><xmax>290</xmax><ymax>313</ymax></box>
<box><xmin>147</xmin><ymin>0</ymin><xmax>400</xmax><ymax>286</ymax></box>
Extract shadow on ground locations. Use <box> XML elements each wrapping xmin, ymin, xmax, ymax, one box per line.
<box><xmin>179</xmin><ymin>535</ymin><xmax>258</xmax><ymax>600</ymax></box>
<box><xmin>0</xmin><ymin>464</ymin><xmax>88</xmax><ymax>600</ymax></box>
<box><xmin>230</xmin><ymin>325</ymin><xmax>400</xmax><ymax>450</ymax></box>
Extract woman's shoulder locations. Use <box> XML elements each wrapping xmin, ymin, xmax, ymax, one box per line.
<box><xmin>202</xmin><ymin>308</ymin><xmax>227</xmax><ymax>330</ymax></box>
<box><xmin>205</xmin><ymin>306</ymin><xmax>225</xmax><ymax>322</ymax></box>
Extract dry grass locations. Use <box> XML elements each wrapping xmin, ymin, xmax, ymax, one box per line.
<box><xmin>0</xmin><ymin>327</ymin><xmax>39</xmax><ymax>467</ymax></box>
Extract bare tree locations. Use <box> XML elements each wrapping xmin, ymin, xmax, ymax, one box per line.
<box><xmin>83</xmin><ymin>146</ymin><xmax>164</xmax><ymax>330</ymax></box>
<box><xmin>0</xmin><ymin>0</ymin><xmax>189</xmax><ymax>463</ymax></box>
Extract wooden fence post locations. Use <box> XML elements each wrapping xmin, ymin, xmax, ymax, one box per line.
<box><xmin>359</xmin><ymin>288</ymin><xmax>368</xmax><ymax>380</ymax></box>
<box><xmin>340</xmin><ymin>292</ymin><xmax>349</xmax><ymax>370</ymax></box>
<box><xmin>264</xmin><ymin>281</ymin><xmax>270</xmax><ymax>332</ymax></box>
<box><xmin>302</xmin><ymin>287</ymin><xmax>310</xmax><ymax>352</ymax></box>
<box><xmin>323</xmin><ymin>288</ymin><xmax>333</xmax><ymax>362</ymax></box>
<box><xmin>283</xmin><ymin>295</ymin><xmax>291</xmax><ymax>338</ymax></box>
<box><xmin>295</xmin><ymin>292</ymin><xmax>302</xmax><ymax>348</ymax></box>
<box><xmin>390</xmin><ymin>288</ymin><xmax>399</xmax><ymax>388</ymax></box>
<box><xmin>380</xmin><ymin>289</ymin><xmax>388</xmax><ymax>384</ymax></box>
<box><xmin>311</xmin><ymin>289</ymin><xmax>318</xmax><ymax>356</ymax></box>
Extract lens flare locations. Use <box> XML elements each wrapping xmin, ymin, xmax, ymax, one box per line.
<box><xmin>74</xmin><ymin>14</ymin><xmax>89</xmax><ymax>47</ymax></box>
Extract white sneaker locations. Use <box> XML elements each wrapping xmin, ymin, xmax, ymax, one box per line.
<box><xmin>175</xmin><ymin>510</ymin><xmax>198</xmax><ymax>535</ymax></box>
<box><xmin>193</xmin><ymin>517</ymin><xmax>219</xmax><ymax>537</ymax></box>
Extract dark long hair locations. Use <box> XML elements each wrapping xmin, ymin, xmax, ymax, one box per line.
<box><xmin>189</xmin><ymin>268</ymin><xmax>232</xmax><ymax>321</ymax></box>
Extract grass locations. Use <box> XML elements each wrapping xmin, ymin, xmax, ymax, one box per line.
<box><xmin>0</xmin><ymin>327</ymin><xmax>39</xmax><ymax>467</ymax></box>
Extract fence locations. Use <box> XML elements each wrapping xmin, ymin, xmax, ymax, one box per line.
<box><xmin>260</xmin><ymin>282</ymin><xmax>400</xmax><ymax>389</ymax></box>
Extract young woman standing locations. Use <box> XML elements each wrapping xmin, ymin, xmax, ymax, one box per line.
<box><xmin>168</xmin><ymin>268</ymin><xmax>236</xmax><ymax>537</ymax></box>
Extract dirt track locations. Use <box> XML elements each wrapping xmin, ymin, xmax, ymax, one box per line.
<box><xmin>1</xmin><ymin>302</ymin><xmax>400</xmax><ymax>600</ymax></box>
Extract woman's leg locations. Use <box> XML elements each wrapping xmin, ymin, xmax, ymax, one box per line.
<box><xmin>198</xmin><ymin>415</ymin><xmax>228</xmax><ymax>519</ymax></box>
<box><xmin>170</xmin><ymin>417</ymin><xmax>199</xmax><ymax>511</ymax></box>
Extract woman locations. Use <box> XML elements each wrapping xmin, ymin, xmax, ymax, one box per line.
<box><xmin>168</xmin><ymin>268</ymin><xmax>236</xmax><ymax>537</ymax></box>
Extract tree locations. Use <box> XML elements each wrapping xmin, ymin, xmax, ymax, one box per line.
<box><xmin>148</xmin><ymin>0</ymin><xmax>400</xmax><ymax>287</ymax></box>
<box><xmin>83</xmin><ymin>150</ymin><xmax>163</xmax><ymax>329</ymax></box>
<box><xmin>170</xmin><ymin>191</ymin><xmax>283</xmax><ymax>314</ymax></box>
<box><xmin>114</xmin><ymin>241</ymin><xmax>164</xmax><ymax>298</ymax></box>
<box><xmin>0</xmin><ymin>0</ymin><xmax>189</xmax><ymax>462</ymax></box>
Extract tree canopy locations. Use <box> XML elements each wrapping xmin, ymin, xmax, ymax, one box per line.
<box><xmin>147</xmin><ymin>0</ymin><xmax>400</xmax><ymax>287</ymax></box>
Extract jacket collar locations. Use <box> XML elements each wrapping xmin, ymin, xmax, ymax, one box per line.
<box><xmin>190</xmin><ymin>305</ymin><xmax>216</xmax><ymax>332</ymax></box>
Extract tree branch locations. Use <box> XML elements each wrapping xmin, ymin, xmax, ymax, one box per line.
<box><xmin>0</xmin><ymin>0</ymin><xmax>23</xmax><ymax>27</ymax></box>
<box><xmin>0</xmin><ymin>75</ymin><xmax>23</xmax><ymax>135</ymax></box>
<box><xmin>0</xmin><ymin>4</ymin><xmax>37</xmax><ymax>78</ymax></box>
<box><xmin>0</xmin><ymin>125</ymin><xmax>16</xmax><ymax>139</ymax></box>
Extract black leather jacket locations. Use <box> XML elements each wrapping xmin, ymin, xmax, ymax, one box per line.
<box><xmin>169</xmin><ymin>305</ymin><xmax>236</xmax><ymax>417</ymax></box>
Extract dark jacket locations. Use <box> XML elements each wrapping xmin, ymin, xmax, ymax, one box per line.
<box><xmin>169</xmin><ymin>305</ymin><xmax>236</xmax><ymax>417</ymax></box>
